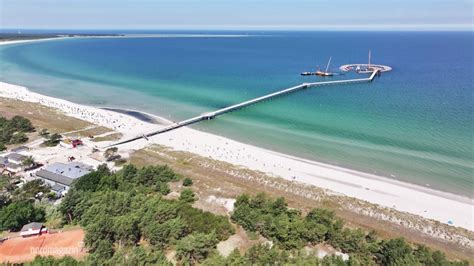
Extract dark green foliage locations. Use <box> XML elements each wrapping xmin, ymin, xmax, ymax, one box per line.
<box><xmin>179</xmin><ymin>188</ymin><xmax>196</xmax><ymax>203</ymax></box>
<box><xmin>107</xmin><ymin>246</ymin><xmax>171</xmax><ymax>266</ymax></box>
<box><xmin>231</xmin><ymin>193</ymin><xmax>466</xmax><ymax>266</ymax></box>
<box><xmin>177</xmin><ymin>204</ymin><xmax>235</xmax><ymax>241</ymax></box>
<box><xmin>58</xmin><ymin>188</ymin><xmax>92</xmax><ymax>223</ymax></box>
<box><xmin>183</xmin><ymin>177</ymin><xmax>193</xmax><ymax>186</ymax></box>
<box><xmin>10</xmin><ymin>132</ymin><xmax>28</xmax><ymax>144</ymax></box>
<box><xmin>12</xmin><ymin>179</ymin><xmax>50</xmax><ymax>201</ymax></box>
<box><xmin>39</xmin><ymin>128</ymin><xmax>50</xmax><ymax>137</ymax></box>
<box><xmin>42</xmin><ymin>132</ymin><xmax>62</xmax><ymax>146</ymax></box>
<box><xmin>0</xmin><ymin>115</ymin><xmax>34</xmax><ymax>148</ymax></box>
<box><xmin>58</xmin><ymin>163</ymin><xmax>232</xmax><ymax>264</ymax></box>
<box><xmin>0</xmin><ymin>200</ymin><xmax>45</xmax><ymax>231</ymax></box>
<box><xmin>175</xmin><ymin>232</ymin><xmax>220</xmax><ymax>263</ymax></box>
<box><xmin>10</xmin><ymin>115</ymin><xmax>34</xmax><ymax>132</ymax></box>
<box><xmin>27</xmin><ymin>255</ymin><xmax>82</xmax><ymax>266</ymax></box>
<box><xmin>375</xmin><ymin>238</ymin><xmax>417</xmax><ymax>265</ymax></box>
<box><xmin>72</xmin><ymin>164</ymin><xmax>110</xmax><ymax>192</ymax></box>
<box><xmin>144</xmin><ymin>217</ymin><xmax>187</xmax><ymax>247</ymax></box>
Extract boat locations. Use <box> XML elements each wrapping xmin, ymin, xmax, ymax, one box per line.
<box><xmin>315</xmin><ymin>57</ymin><xmax>334</xmax><ymax>76</ymax></box>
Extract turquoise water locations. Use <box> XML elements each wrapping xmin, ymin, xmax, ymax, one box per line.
<box><xmin>0</xmin><ymin>32</ymin><xmax>472</xmax><ymax>197</ymax></box>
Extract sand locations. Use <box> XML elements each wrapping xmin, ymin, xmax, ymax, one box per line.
<box><xmin>1</xmin><ymin>81</ymin><xmax>472</xmax><ymax>232</ymax></box>
<box><xmin>0</xmin><ymin>36</ymin><xmax>472</xmax><ymax>232</ymax></box>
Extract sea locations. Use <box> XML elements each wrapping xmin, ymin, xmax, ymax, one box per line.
<box><xmin>0</xmin><ymin>30</ymin><xmax>472</xmax><ymax>197</ymax></box>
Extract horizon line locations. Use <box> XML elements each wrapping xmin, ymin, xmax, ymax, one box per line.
<box><xmin>2</xmin><ymin>24</ymin><xmax>472</xmax><ymax>32</ymax></box>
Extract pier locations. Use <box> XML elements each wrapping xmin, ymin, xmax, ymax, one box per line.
<box><xmin>110</xmin><ymin>70</ymin><xmax>379</xmax><ymax>147</ymax></box>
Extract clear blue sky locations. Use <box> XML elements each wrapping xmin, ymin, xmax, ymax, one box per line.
<box><xmin>1</xmin><ymin>0</ymin><xmax>472</xmax><ymax>30</ymax></box>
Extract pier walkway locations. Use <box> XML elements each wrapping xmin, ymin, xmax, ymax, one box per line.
<box><xmin>110</xmin><ymin>70</ymin><xmax>379</xmax><ymax>147</ymax></box>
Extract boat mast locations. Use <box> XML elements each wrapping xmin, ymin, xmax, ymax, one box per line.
<box><xmin>368</xmin><ymin>50</ymin><xmax>371</xmax><ymax>68</ymax></box>
<box><xmin>325</xmin><ymin>56</ymin><xmax>332</xmax><ymax>73</ymax></box>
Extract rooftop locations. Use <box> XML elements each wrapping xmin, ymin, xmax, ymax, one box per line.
<box><xmin>11</xmin><ymin>146</ymin><xmax>29</xmax><ymax>153</ymax></box>
<box><xmin>45</xmin><ymin>162</ymin><xmax>92</xmax><ymax>179</ymax></box>
<box><xmin>20</xmin><ymin>222</ymin><xmax>43</xmax><ymax>232</ymax></box>
<box><xmin>6</xmin><ymin>153</ymin><xmax>27</xmax><ymax>162</ymax></box>
<box><xmin>36</xmin><ymin>169</ymin><xmax>74</xmax><ymax>186</ymax></box>
<box><xmin>51</xmin><ymin>183</ymin><xmax>66</xmax><ymax>192</ymax></box>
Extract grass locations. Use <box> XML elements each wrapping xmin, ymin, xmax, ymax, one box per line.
<box><xmin>91</xmin><ymin>133</ymin><xmax>123</xmax><ymax>142</ymax></box>
<box><xmin>0</xmin><ymin>98</ymin><xmax>92</xmax><ymax>133</ymax></box>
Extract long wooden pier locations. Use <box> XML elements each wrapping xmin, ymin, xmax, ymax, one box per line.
<box><xmin>109</xmin><ymin>70</ymin><xmax>379</xmax><ymax>147</ymax></box>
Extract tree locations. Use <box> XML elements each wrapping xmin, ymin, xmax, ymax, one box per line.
<box><xmin>376</xmin><ymin>238</ymin><xmax>417</xmax><ymax>266</ymax></box>
<box><xmin>21</xmin><ymin>156</ymin><xmax>36</xmax><ymax>168</ymax></box>
<box><xmin>182</xmin><ymin>177</ymin><xmax>193</xmax><ymax>186</ymax></box>
<box><xmin>179</xmin><ymin>188</ymin><xmax>196</xmax><ymax>203</ymax></box>
<box><xmin>12</xmin><ymin>179</ymin><xmax>50</xmax><ymax>200</ymax></box>
<box><xmin>0</xmin><ymin>200</ymin><xmax>45</xmax><ymax>231</ymax></box>
<box><xmin>39</xmin><ymin>129</ymin><xmax>50</xmax><ymax>138</ymax></box>
<box><xmin>43</xmin><ymin>133</ymin><xmax>62</xmax><ymax>147</ymax></box>
<box><xmin>144</xmin><ymin>217</ymin><xmax>187</xmax><ymax>247</ymax></box>
<box><xmin>10</xmin><ymin>115</ymin><xmax>34</xmax><ymax>132</ymax></box>
<box><xmin>175</xmin><ymin>232</ymin><xmax>219</xmax><ymax>263</ymax></box>
<box><xmin>104</xmin><ymin>147</ymin><xmax>118</xmax><ymax>159</ymax></box>
<box><xmin>10</xmin><ymin>132</ymin><xmax>28</xmax><ymax>144</ymax></box>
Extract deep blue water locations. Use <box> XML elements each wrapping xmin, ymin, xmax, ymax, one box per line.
<box><xmin>0</xmin><ymin>31</ymin><xmax>473</xmax><ymax>196</ymax></box>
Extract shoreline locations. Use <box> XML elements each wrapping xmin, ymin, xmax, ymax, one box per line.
<box><xmin>0</xmin><ymin>80</ymin><xmax>472</xmax><ymax>231</ymax></box>
<box><xmin>0</xmin><ymin>38</ymin><xmax>472</xmax><ymax>232</ymax></box>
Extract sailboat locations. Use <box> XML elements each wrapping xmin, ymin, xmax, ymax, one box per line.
<box><xmin>315</xmin><ymin>57</ymin><xmax>334</xmax><ymax>76</ymax></box>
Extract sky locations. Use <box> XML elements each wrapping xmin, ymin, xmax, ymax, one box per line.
<box><xmin>0</xmin><ymin>0</ymin><xmax>472</xmax><ymax>31</ymax></box>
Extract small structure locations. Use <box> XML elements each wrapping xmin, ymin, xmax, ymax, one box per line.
<box><xmin>5</xmin><ymin>162</ymin><xmax>21</xmax><ymax>173</ymax></box>
<box><xmin>11</xmin><ymin>146</ymin><xmax>29</xmax><ymax>153</ymax></box>
<box><xmin>35</xmin><ymin>162</ymin><xmax>93</xmax><ymax>193</ymax></box>
<box><xmin>50</xmin><ymin>183</ymin><xmax>67</xmax><ymax>196</ymax></box>
<box><xmin>0</xmin><ymin>156</ymin><xmax>8</xmax><ymax>166</ymax></box>
<box><xmin>71</xmin><ymin>139</ymin><xmax>83</xmax><ymax>148</ymax></box>
<box><xmin>5</xmin><ymin>153</ymin><xmax>27</xmax><ymax>165</ymax></box>
<box><xmin>20</xmin><ymin>222</ymin><xmax>47</xmax><ymax>237</ymax></box>
<box><xmin>339</xmin><ymin>50</ymin><xmax>392</xmax><ymax>74</ymax></box>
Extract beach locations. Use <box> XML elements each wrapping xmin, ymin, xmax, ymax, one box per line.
<box><xmin>1</xmin><ymin>80</ymin><xmax>472</xmax><ymax>231</ymax></box>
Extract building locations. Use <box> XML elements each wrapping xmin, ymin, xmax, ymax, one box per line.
<box><xmin>35</xmin><ymin>162</ymin><xmax>93</xmax><ymax>194</ymax></box>
<box><xmin>11</xmin><ymin>146</ymin><xmax>29</xmax><ymax>153</ymax></box>
<box><xmin>0</xmin><ymin>154</ymin><xmax>25</xmax><ymax>173</ymax></box>
<box><xmin>20</xmin><ymin>222</ymin><xmax>47</xmax><ymax>237</ymax></box>
<box><xmin>0</xmin><ymin>156</ymin><xmax>7</xmax><ymax>168</ymax></box>
<box><xmin>50</xmin><ymin>183</ymin><xmax>67</xmax><ymax>196</ymax></box>
<box><xmin>5</xmin><ymin>162</ymin><xmax>21</xmax><ymax>172</ymax></box>
<box><xmin>5</xmin><ymin>153</ymin><xmax>27</xmax><ymax>165</ymax></box>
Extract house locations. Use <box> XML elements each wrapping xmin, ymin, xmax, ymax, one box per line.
<box><xmin>11</xmin><ymin>146</ymin><xmax>29</xmax><ymax>153</ymax></box>
<box><xmin>0</xmin><ymin>156</ymin><xmax>7</xmax><ymax>166</ymax></box>
<box><xmin>20</xmin><ymin>222</ymin><xmax>47</xmax><ymax>237</ymax></box>
<box><xmin>50</xmin><ymin>183</ymin><xmax>67</xmax><ymax>196</ymax></box>
<box><xmin>5</xmin><ymin>162</ymin><xmax>21</xmax><ymax>173</ymax></box>
<box><xmin>5</xmin><ymin>153</ymin><xmax>27</xmax><ymax>165</ymax></box>
<box><xmin>35</xmin><ymin>162</ymin><xmax>93</xmax><ymax>192</ymax></box>
<box><xmin>0</xmin><ymin>154</ymin><xmax>26</xmax><ymax>173</ymax></box>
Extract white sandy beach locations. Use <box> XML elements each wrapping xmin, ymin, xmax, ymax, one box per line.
<box><xmin>0</xmin><ymin>81</ymin><xmax>472</xmax><ymax>231</ymax></box>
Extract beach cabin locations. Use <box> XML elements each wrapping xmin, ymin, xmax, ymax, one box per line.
<box><xmin>20</xmin><ymin>222</ymin><xmax>47</xmax><ymax>237</ymax></box>
<box><xmin>5</xmin><ymin>153</ymin><xmax>27</xmax><ymax>165</ymax></box>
